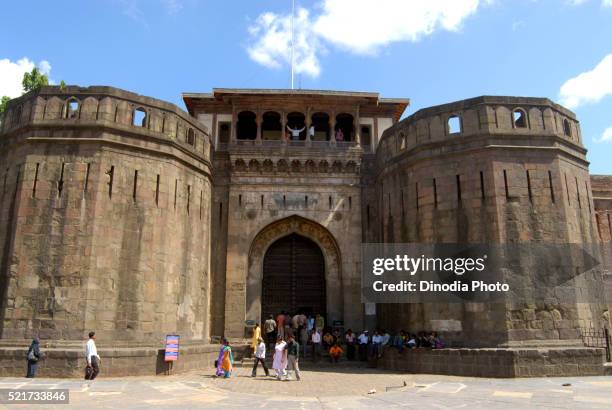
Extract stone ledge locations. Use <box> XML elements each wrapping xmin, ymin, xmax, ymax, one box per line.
<box><xmin>0</xmin><ymin>343</ymin><xmax>251</xmax><ymax>378</ymax></box>
<box><xmin>377</xmin><ymin>347</ymin><xmax>606</xmax><ymax>378</ymax></box>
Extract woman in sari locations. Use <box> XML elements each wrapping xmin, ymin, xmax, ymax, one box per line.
<box><xmin>272</xmin><ymin>336</ymin><xmax>287</xmax><ymax>380</ymax></box>
<box><xmin>215</xmin><ymin>339</ymin><xmax>233</xmax><ymax>378</ymax></box>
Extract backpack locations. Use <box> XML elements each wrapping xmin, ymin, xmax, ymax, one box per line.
<box><xmin>27</xmin><ymin>348</ymin><xmax>38</xmax><ymax>362</ymax></box>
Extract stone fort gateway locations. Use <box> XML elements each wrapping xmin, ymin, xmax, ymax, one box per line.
<box><xmin>0</xmin><ymin>85</ymin><xmax>611</xmax><ymax>378</ymax></box>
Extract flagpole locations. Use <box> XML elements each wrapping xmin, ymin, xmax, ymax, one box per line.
<box><xmin>290</xmin><ymin>0</ymin><xmax>295</xmax><ymax>89</ymax></box>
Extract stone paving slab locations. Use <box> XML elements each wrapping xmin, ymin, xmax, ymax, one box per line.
<box><xmin>0</xmin><ymin>369</ymin><xmax>611</xmax><ymax>409</ymax></box>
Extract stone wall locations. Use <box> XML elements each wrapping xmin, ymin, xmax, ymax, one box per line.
<box><xmin>219</xmin><ymin>145</ymin><xmax>365</xmax><ymax>338</ymax></box>
<box><xmin>592</xmin><ymin>174</ymin><xmax>612</xmax><ymax>314</ymax></box>
<box><xmin>377</xmin><ymin>346</ymin><xmax>605</xmax><ymax>378</ymax></box>
<box><xmin>372</xmin><ymin>96</ymin><xmax>608</xmax><ymax>347</ymax></box>
<box><xmin>0</xmin><ymin>86</ymin><xmax>213</xmax><ymax>351</ymax></box>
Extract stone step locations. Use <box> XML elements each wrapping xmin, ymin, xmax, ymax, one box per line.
<box><xmin>604</xmin><ymin>362</ymin><xmax>612</xmax><ymax>376</ymax></box>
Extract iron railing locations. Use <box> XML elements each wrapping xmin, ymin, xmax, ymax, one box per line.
<box><xmin>580</xmin><ymin>328</ymin><xmax>611</xmax><ymax>361</ymax></box>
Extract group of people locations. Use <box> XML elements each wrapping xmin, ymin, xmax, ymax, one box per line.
<box><xmin>284</xmin><ymin>124</ymin><xmax>346</xmax><ymax>141</ymax></box>
<box><xmin>25</xmin><ymin>331</ymin><xmax>101</xmax><ymax>379</ymax></box>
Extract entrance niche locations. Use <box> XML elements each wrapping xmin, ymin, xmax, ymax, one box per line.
<box><xmin>246</xmin><ymin>215</ymin><xmax>343</xmax><ymax>326</ymax></box>
<box><xmin>286</xmin><ymin>112</ymin><xmax>306</xmax><ymax>140</ymax></box>
<box><xmin>311</xmin><ymin>112</ymin><xmax>330</xmax><ymax>141</ymax></box>
<box><xmin>237</xmin><ymin>111</ymin><xmax>257</xmax><ymax>140</ymax></box>
<box><xmin>261</xmin><ymin>234</ymin><xmax>326</xmax><ymax>320</ymax></box>
<box><xmin>262</xmin><ymin>111</ymin><xmax>282</xmax><ymax>140</ymax></box>
<box><xmin>335</xmin><ymin>113</ymin><xmax>354</xmax><ymax>142</ymax></box>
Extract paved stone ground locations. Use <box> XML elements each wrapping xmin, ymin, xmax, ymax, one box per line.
<box><xmin>0</xmin><ymin>366</ymin><xmax>611</xmax><ymax>409</ymax></box>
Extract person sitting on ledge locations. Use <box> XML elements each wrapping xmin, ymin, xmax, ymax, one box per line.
<box><xmin>323</xmin><ymin>331</ymin><xmax>334</xmax><ymax>350</ymax></box>
<box><xmin>392</xmin><ymin>330</ymin><xmax>407</xmax><ymax>353</ymax></box>
<box><xmin>417</xmin><ymin>332</ymin><xmax>431</xmax><ymax>348</ymax></box>
<box><xmin>430</xmin><ymin>332</ymin><xmax>445</xmax><ymax>349</ymax></box>
<box><xmin>406</xmin><ymin>334</ymin><xmax>417</xmax><ymax>349</ymax></box>
<box><xmin>329</xmin><ymin>342</ymin><xmax>343</xmax><ymax>363</ymax></box>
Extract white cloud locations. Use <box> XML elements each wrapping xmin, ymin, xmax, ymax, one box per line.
<box><xmin>247</xmin><ymin>7</ymin><xmax>322</xmax><ymax>78</ymax></box>
<box><xmin>559</xmin><ymin>54</ymin><xmax>612</xmax><ymax>109</ymax></box>
<box><xmin>568</xmin><ymin>0</ymin><xmax>612</xmax><ymax>6</ymax></box>
<box><xmin>0</xmin><ymin>58</ymin><xmax>52</xmax><ymax>98</ymax></box>
<box><xmin>595</xmin><ymin>126</ymin><xmax>612</xmax><ymax>143</ymax></box>
<box><xmin>247</xmin><ymin>0</ymin><xmax>487</xmax><ymax>78</ymax></box>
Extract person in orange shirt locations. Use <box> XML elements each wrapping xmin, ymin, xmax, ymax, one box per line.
<box><xmin>329</xmin><ymin>342</ymin><xmax>343</xmax><ymax>364</ymax></box>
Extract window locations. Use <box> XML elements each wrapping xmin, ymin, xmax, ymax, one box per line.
<box><xmin>448</xmin><ymin>115</ymin><xmax>461</xmax><ymax>134</ymax></box>
<box><xmin>187</xmin><ymin>128</ymin><xmax>195</xmax><ymax>146</ymax></box>
<box><xmin>512</xmin><ymin>109</ymin><xmax>527</xmax><ymax>128</ymax></box>
<box><xmin>237</xmin><ymin>111</ymin><xmax>257</xmax><ymax>140</ymax></box>
<box><xmin>563</xmin><ymin>119</ymin><xmax>572</xmax><ymax>137</ymax></box>
<box><xmin>361</xmin><ymin>125</ymin><xmax>372</xmax><ymax>146</ymax></box>
<box><xmin>65</xmin><ymin>98</ymin><xmax>79</xmax><ymax>119</ymax></box>
<box><xmin>399</xmin><ymin>132</ymin><xmax>406</xmax><ymax>150</ymax></box>
<box><xmin>218</xmin><ymin>122</ymin><xmax>230</xmax><ymax>143</ymax></box>
<box><xmin>133</xmin><ymin>108</ymin><xmax>147</xmax><ymax>127</ymax></box>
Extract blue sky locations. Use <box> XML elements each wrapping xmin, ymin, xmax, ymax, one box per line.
<box><xmin>1</xmin><ymin>0</ymin><xmax>611</xmax><ymax>173</ymax></box>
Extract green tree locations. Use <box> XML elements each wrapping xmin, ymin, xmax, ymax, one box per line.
<box><xmin>0</xmin><ymin>96</ymin><xmax>11</xmax><ymax>123</ymax></box>
<box><xmin>22</xmin><ymin>67</ymin><xmax>49</xmax><ymax>93</ymax></box>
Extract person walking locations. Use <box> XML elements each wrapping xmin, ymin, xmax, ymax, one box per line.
<box><xmin>272</xmin><ymin>337</ymin><xmax>287</xmax><ymax>380</ymax></box>
<box><xmin>251</xmin><ymin>323</ymin><xmax>261</xmax><ymax>354</ymax></box>
<box><xmin>285</xmin><ymin>335</ymin><xmax>301</xmax><ymax>381</ymax></box>
<box><xmin>85</xmin><ymin>331</ymin><xmax>100</xmax><ymax>380</ymax></box>
<box><xmin>311</xmin><ymin>328</ymin><xmax>321</xmax><ymax>362</ymax></box>
<box><xmin>251</xmin><ymin>337</ymin><xmax>269</xmax><ymax>377</ymax></box>
<box><xmin>215</xmin><ymin>339</ymin><xmax>233</xmax><ymax>378</ymax></box>
<box><xmin>264</xmin><ymin>315</ymin><xmax>277</xmax><ymax>349</ymax></box>
<box><xmin>26</xmin><ymin>337</ymin><xmax>42</xmax><ymax>378</ymax></box>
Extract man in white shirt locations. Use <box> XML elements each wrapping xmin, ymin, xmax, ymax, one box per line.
<box><xmin>85</xmin><ymin>331</ymin><xmax>100</xmax><ymax>380</ymax></box>
<box><xmin>311</xmin><ymin>329</ymin><xmax>321</xmax><ymax>362</ymax></box>
<box><xmin>358</xmin><ymin>330</ymin><xmax>369</xmax><ymax>361</ymax></box>
<box><xmin>286</xmin><ymin>124</ymin><xmax>305</xmax><ymax>140</ymax></box>
<box><xmin>251</xmin><ymin>337</ymin><xmax>269</xmax><ymax>377</ymax></box>
<box><xmin>371</xmin><ymin>331</ymin><xmax>383</xmax><ymax>358</ymax></box>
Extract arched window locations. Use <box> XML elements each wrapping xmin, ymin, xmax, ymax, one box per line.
<box><xmin>65</xmin><ymin>98</ymin><xmax>79</xmax><ymax>119</ymax></box>
<box><xmin>237</xmin><ymin>111</ymin><xmax>256</xmax><ymax>140</ymax></box>
<box><xmin>335</xmin><ymin>113</ymin><xmax>354</xmax><ymax>141</ymax></box>
<box><xmin>286</xmin><ymin>112</ymin><xmax>306</xmax><ymax>140</ymax></box>
<box><xmin>133</xmin><ymin>107</ymin><xmax>147</xmax><ymax>127</ymax></box>
<box><xmin>563</xmin><ymin>119</ymin><xmax>572</xmax><ymax>138</ymax></box>
<box><xmin>187</xmin><ymin>128</ymin><xmax>195</xmax><ymax>146</ymax></box>
<box><xmin>13</xmin><ymin>106</ymin><xmax>22</xmax><ymax>125</ymax></box>
<box><xmin>262</xmin><ymin>111</ymin><xmax>282</xmax><ymax>140</ymax></box>
<box><xmin>399</xmin><ymin>132</ymin><xmax>406</xmax><ymax>150</ymax></box>
<box><xmin>218</xmin><ymin>122</ymin><xmax>230</xmax><ymax>143</ymax></box>
<box><xmin>311</xmin><ymin>112</ymin><xmax>330</xmax><ymax>141</ymax></box>
<box><xmin>447</xmin><ymin>115</ymin><xmax>461</xmax><ymax>134</ymax></box>
<box><xmin>512</xmin><ymin>109</ymin><xmax>527</xmax><ymax>128</ymax></box>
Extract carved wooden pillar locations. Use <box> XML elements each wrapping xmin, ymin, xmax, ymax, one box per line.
<box><xmin>230</xmin><ymin>104</ymin><xmax>237</xmax><ymax>144</ymax></box>
<box><xmin>256</xmin><ymin>109</ymin><xmax>262</xmax><ymax>145</ymax></box>
<box><xmin>305</xmin><ymin>106</ymin><xmax>312</xmax><ymax>146</ymax></box>
<box><xmin>329</xmin><ymin>111</ymin><xmax>336</xmax><ymax>147</ymax></box>
<box><xmin>354</xmin><ymin>106</ymin><xmax>361</xmax><ymax>147</ymax></box>
<box><xmin>281</xmin><ymin>111</ymin><xmax>287</xmax><ymax>145</ymax></box>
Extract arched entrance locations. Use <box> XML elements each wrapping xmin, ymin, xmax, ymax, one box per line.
<box><xmin>246</xmin><ymin>215</ymin><xmax>343</xmax><ymax>326</ymax></box>
<box><xmin>262</xmin><ymin>234</ymin><xmax>326</xmax><ymax>320</ymax></box>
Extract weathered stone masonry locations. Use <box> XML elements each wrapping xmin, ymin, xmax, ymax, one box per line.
<box><xmin>0</xmin><ymin>87</ymin><xmax>610</xmax><ymax>378</ymax></box>
<box><xmin>0</xmin><ymin>86</ymin><xmax>213</xmax><ymax>375</ymax></box>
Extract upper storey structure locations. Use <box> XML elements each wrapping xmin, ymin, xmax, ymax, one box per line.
<box><xmin>183</xmin><ymin>88</ymin><xmax>409</xmax><ymax>153</ymax></box>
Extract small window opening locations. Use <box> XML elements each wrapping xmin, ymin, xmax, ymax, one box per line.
<box><xmin>187</xmin><ymin>128</ymin><xmax>195</xmax><ymax>146</ymax></box>
<box><xmin>448</xmin><ymin>115</ymin><xmax>461</xmax><ymax>134</ymax></box>
<box><xmin>66</xmin><ymin>99</ymin><xmax>79</xmax><ymax>119</ymax></box>
<box><xmin>563</xmin><ymin>119</ymin><xmax>572</xmax><ymax>138</ymax></box>
<box><xmin>513</xmin><ymin>109</ymin><xmax>527</xmax><ymax>128</ymax></box>
<box><xmin>133</xmin><ymin>108</ymin><xmax>147</xmax><ymax>127</ymax></box>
